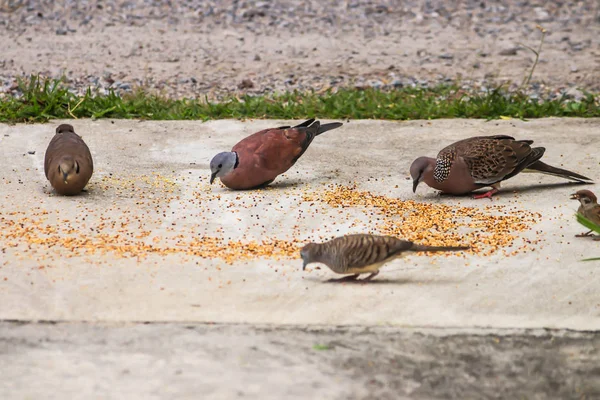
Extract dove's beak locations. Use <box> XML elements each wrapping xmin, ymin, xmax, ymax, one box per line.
<box><xmin>63</xmin><ymin>172</ymin><xmax>69</xmax><ymax>184</ymax></box>
<box><xmin>412</xmin><ymin>179</ymin><xmax>420</xmax><ymax>193</ymax></box>
<box><xmin>210</xmin><ymin>172</ymin><xmax>217</xmax><ymax>184</ymax></box>
<box><xmin>570</xmin><ymin>193</ymin><xmax>579</xmax><ymax>200</ymax></box>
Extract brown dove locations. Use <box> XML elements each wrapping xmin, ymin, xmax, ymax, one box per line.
<box><xmin>209</xmin><ymin>118</ymin><xmax>342</xmax><ymax>190</ymax></box>
<box><xmin>571</xmin><ymin>190</ymin><xmax>600</xmax><ymax>240</ymax></box>
<box><xmin>410</xmin><ymin>135</ymin><xmax>592</xmax><ymax>199</ymax></box>
<box><xmin>301</xmin><ymin>234</ymin><xmax>469</xmax><ymax>281</ymax></box>
<box><xmin>44</xmin><ymin>124</ymin><xmax>94</xmax><ymax>196</ymax></box>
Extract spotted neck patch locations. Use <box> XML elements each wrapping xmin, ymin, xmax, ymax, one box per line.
<box><xmin>433</xmin><ymin>154</ymin><xmax>453</xmax><ymax>182</ymax></box>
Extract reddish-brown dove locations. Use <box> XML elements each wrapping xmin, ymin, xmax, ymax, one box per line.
<box><xmin>44</xmin><ymin>124</ymin><xmax>94</xmax><ymax>196</ymax></box>
<box><xmin>209</xmin><ymin>118</ymin><xmax>342</xmax><ymax>190</ymax></box>
<box><xmin>571</xmin><ymin>190</ymin><xmax>600</xmax><ymax>240</ymax></box>
<box><xmin>301</xmin><ymin>234</ymin><xmax>469</xmax><ymax>282</ymax></box>
<box><xmin>410</xmin><ymin>135</ymin><xmax>592</xmax><ymax>199</ymax></box>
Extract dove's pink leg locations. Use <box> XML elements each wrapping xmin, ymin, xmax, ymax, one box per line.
<box><xmin>473</xmin><ymin>187</ymin><xmax>499</xmax><ymax>200</ymax></box>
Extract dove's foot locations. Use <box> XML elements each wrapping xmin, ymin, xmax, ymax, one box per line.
<box><xmin>362</xmin><ymin>271</ymin><xmax>380</xmax><ymax>281</ymax></box>
<box><xmin>473</xmin><ymin>188</ymin><xmax>499</xmax><ymax>200</ymax></box>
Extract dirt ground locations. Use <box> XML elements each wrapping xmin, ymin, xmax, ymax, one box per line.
<box><xmin>0</xmin><ymin>0</ymin><xmax>599</xmax><ymax>98</ymax></box>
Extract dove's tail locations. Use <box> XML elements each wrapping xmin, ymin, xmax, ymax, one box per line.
<box><xmin>410</xmin><ymin>244</ymin><xmax>470</xmax><ymax>253</ymax></box>
<box><xmin>313</xmin><ymin>121</ymin><xmax>343</xmax><ymax>136</ymax></box>
<box><xmin>525</xmin><ymin>161</ymin><xmax>593</xmax><ymax>183</ymax></box>
<box><xmin>290</xmin><ymin>119</ymin><xmax>343</xmax><ymax>135</ymax></box>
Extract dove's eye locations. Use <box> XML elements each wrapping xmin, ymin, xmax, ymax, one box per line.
<box><xmin>75</xmin><ymin>161</ymin><xmax>80</xmax><ymax>174</ymax></box>
<box><xmin>218</xmin><ymin>164</ymin><xmax>222</xmax><ymax>168</ymax></box>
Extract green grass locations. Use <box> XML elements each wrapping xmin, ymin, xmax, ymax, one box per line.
<box><xmin>0</xmin><ymin>76</ymin><xmax>599</xmax><ymax>123</ymax></box>
<box><xmin>576</xmin><ymin>213</ymin><xmax>600</xmax><ymax>262</ymax></box>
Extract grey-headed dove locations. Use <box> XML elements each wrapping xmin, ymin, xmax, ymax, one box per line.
<box><xmin>209</xmin><ymin>118</ymin><xmax>342</xmax><ymax>190</ymax></box>
<box><xmin>44</xmin><ymin>124</ymin><xmax>94</xmax><ymax>196</ymax></box>
<box><xmin>300</xmin><ymin>233</ymin><xmax>469</xmax><ymax>281</ymax></box>
<box><xmin>410</xmin><ymin>135</ymin><xmax>592</xmax><ymax>199</ymax></box>
<box><xmin>571</xmin><ymin>190</ymin><xmax>600</xmax><ymax>240</ymax></box>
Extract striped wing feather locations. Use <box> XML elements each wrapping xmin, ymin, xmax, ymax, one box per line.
<box><xmin>327</xmin><ymin>234</ymin><xmax>413</xmax><ymax>270</ymax></box>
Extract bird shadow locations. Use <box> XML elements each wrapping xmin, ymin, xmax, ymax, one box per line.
<box><xmin>257</xmin><ymin>176</ymin><xmax>328</xmax><ymax>190</ymax></box>
<box><xmin>303</xmin><ymin>276</ymin><xmax>459</xmax><ymax>285</ymax></box>
<box><xmin>261</xmin><ymin>179</ymin><xmax>307</xmax><ymax>190</ymax></box>
<box><xmin>42</xmin><ymin>186</ymin><xmax>100</xmax><ymax>197</ymax></box>
<box><xmin>498</xmin><ymin>180</ymin><xmax>594</xmax><ymax>195</ymax></box>
<box><xmin>76</xmin><ymin>186</ymin><xmax>104</xmax><ymax>198</ymax></box>
<box><xmin>431</xmin><ymin>180</ymin><xmax>593</xmax><ymax>199</ymax></box>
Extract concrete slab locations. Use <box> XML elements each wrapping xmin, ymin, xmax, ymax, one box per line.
<box><xmin>1</xmin><ymin>322</ymin><xmax>599</xmax><ymax>400</ymax></box>
<box><xmin>0</xmin><ymin>118</ymin><xmax>599</xmax><ymax>330</ymax></box>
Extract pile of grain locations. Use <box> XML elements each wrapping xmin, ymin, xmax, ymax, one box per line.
<box><xmin>303</xmin><ymin>184</ymin><xmax>542</xmax><ymax>257</ymax></box>
<box><xmin>0</xmin><ymin>177</ymin><xmax>541</xmax><ymax>266</ymax></box>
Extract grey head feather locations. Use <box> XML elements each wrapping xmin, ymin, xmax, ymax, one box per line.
<box><xmin>410</xmin><ymin>157</ymin><xmax>435</xmax><ymax>192</ymax></box>
<box><xmin>209</xmin><ymin>151</ymin><xmax>238</xmax><ymax>183</ymax></box>
<box><xmin>300</xmin><ymin>242</ymin><xmax>321</xmax><ymax>270</ymax></box>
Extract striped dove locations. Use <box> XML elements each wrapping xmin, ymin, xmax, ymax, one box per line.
<box><xmin>209</xmin><ymin>118</ymin><xmax>342</xmax><ymax>190</ymax></box>
<box><xmin>300</xmin><ymin>233</ymin><xmax>470</xmax><ymax>281</ymax></box>
<box><xmin>410</xmin><ymin>135</ymin><xmax>592</xmax><ymax>199</ymax></box>
<box><xmin>44</xmin><ymin>124</ymin><xmax>94</xmax><ymax>196</ymax></box>
<box><xmin>571</xmin><ymin>190</ymin><xmax>600</xmax><ymax>240</ymax></box>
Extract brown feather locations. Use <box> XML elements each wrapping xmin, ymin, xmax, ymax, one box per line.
<box><xmin>580</xmin><ymin>204</ymin><xmax>600</xmax><ymax>226</ymax></box>
<box><xmin>437</xmin><ymin>136</ymin><xmax>542</xmax><ymax>185</ymax></box>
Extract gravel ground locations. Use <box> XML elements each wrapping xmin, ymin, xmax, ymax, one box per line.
<box><xmin>0</xmin><ymin>0</ymin><xmax>599</xmax><ymax>99</ymax></box>
<box><xmin>1</xmin><ymin>322</ymin><xmax>599</xmax><ymax>400</ymax></box>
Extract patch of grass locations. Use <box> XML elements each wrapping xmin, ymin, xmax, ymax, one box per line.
<box><xmin>576</xmin><ymin>213</ymin><xmax>600</xmax><ymax>261</ymax></box>
<box><xmin>312</xmin><ymin>344</ymin><xmax>332</xmax><ymax>351</ymax></box>
<box><xmin>0</xmin><ymin>76</ymin><xmax>599</xmax><ymax>123</ymax></box>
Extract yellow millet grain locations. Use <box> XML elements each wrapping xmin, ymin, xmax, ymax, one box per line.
<box><xmin>302</xmin><ymin>184</ymin><xmax>542</xmax><ymax>256</ymax></box>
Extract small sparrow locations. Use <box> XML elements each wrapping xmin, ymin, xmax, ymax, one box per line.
<box><xmin>571</xmin><ymin>190</ymin><xmax>600</xmax><ymax>240</ymax></box>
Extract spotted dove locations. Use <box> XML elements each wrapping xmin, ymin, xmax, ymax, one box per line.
<box><xmin>410</xmin><ymin>135</ymin><xmax>592</xmax><ymax>199</ymax></box>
